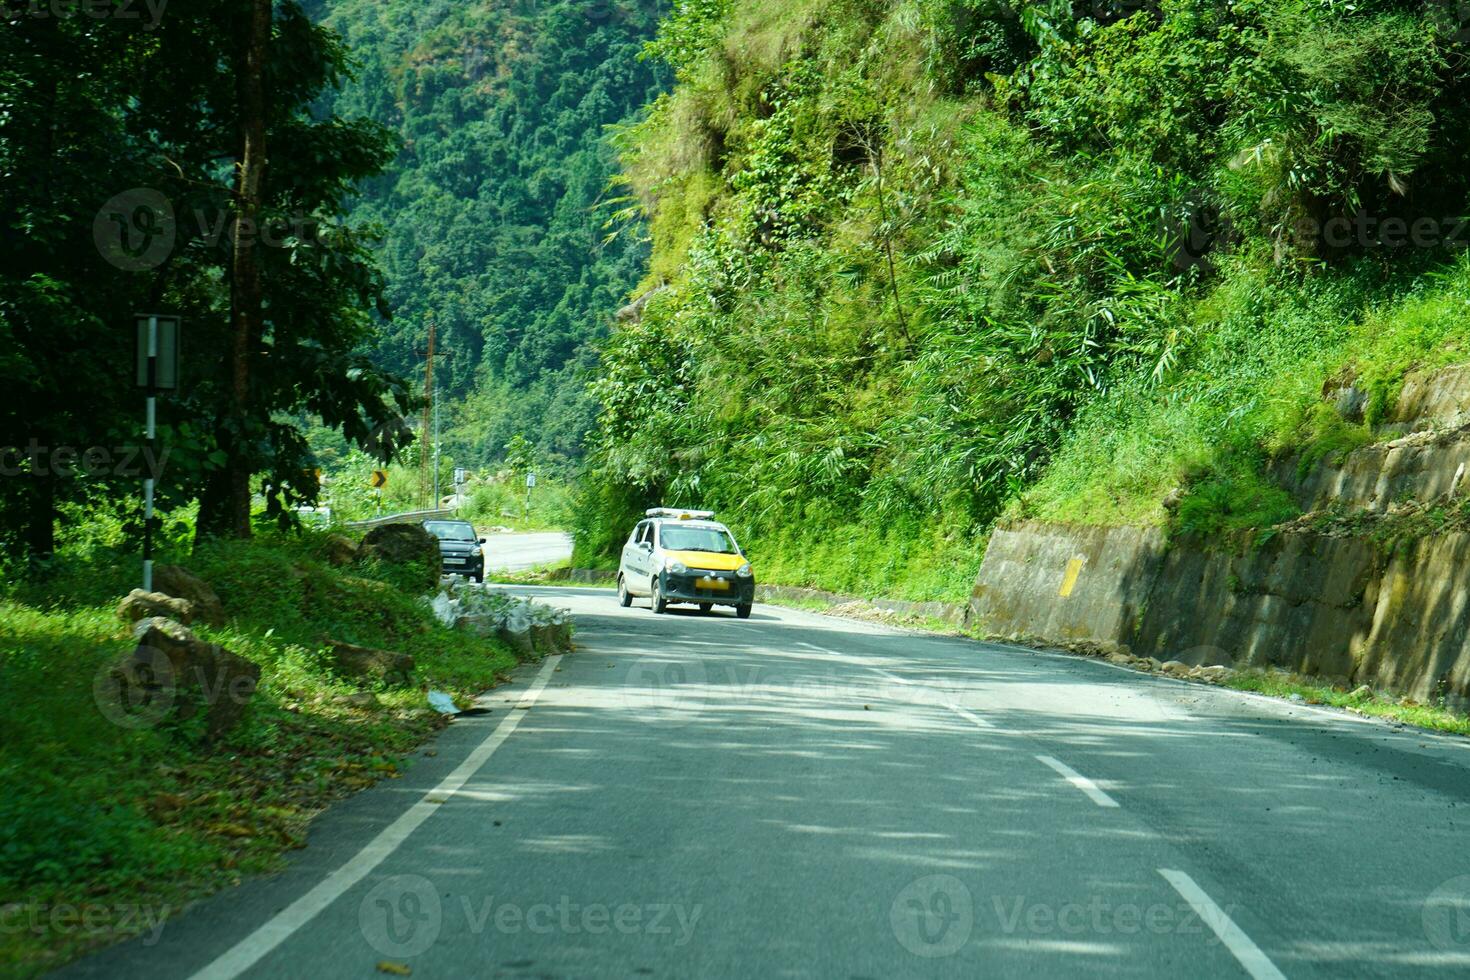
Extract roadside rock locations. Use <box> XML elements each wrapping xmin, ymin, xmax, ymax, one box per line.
<box><xmin>333</xmin><ymin>691</ymin><xmax>379</xmax><ymax>710</ymax></box>
<box><xmin>326</xmin><ymin>640</ymin><xmax>416</xmax><ymax>687</ymax></box>
<box><xmin>325</xmin><ymin>533</ymin><xmax>358</xmax><ymax>567</ymax></box>
<box><xmin>103</xmin><ymin>617</ymin><xmax>259</xmax><ymax>740</ymax></box>
<box><xmin>117</xmin><ymin>589</ymin><xmax>198</xmax><ymax>625</ymax></box>
<box><xmin>454</xmin><ymin>613</ymin><xmax>497</xmax><ymax>637</ymax></box>
<box><xmin>531</xmin><ymin>622</ymin><xmax>573</xmax><ymax>656</ymax></box>
<box><xmin>1349</xmin><ymin>684</ymin><xmax>1374</xmax><ymax>700</ymax></box>
<box><xmin>498</xmin><ymin>624</ymin><xmax>535</xmax><ymax>659</ymax></box>
<box><xmin>357</xmin><ymin>523</ymin><xmax>439</xmax><ymax>589</ymax></box>
<box><xmin>1193</xmin><ymin>665</ymin><xmax>1233</xmax><ymax>684</ymax></box>
<box><xmin>152</xmin><ymin>565</ymin><xmax>225</xmax><ymax>626</ymax></box>
<box><xmin>1160</xmin><ymin>660</ymin><xmax>1192</xmax><ymax>679</ymax></box>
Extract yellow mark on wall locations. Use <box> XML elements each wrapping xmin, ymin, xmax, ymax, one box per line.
<box><xmin>1059</xmin><ymin>557</ymin><xmax>1085</xmax><ymax>598</ymax></box>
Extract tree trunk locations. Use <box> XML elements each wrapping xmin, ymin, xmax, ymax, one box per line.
<box><xmin>199</xmin><ymin>0</ymin><xmax>271</xmax><ymax>541</ymax></box>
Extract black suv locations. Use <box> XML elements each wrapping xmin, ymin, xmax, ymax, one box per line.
<box><xmin>424</xmin><ymin>519</ymin><xmax>486</xmax><ymax>582</ymax></box>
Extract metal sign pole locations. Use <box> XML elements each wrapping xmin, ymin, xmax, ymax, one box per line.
<box><xmin>143</xmin><ymin>315</ymin><xmax>157</xmax><ymax>592</ymax></box>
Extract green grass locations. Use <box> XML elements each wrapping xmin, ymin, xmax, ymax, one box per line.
<box><xmin>1225</xmin><ymin>670</ymin><xmax>1470</xmax><ymax>737</ymax></box>
<box><xmin>742</xmin><ymin>519</ymin><xmax>987</xmax><ymax>604</ymax></box>
<box><xmin>0</xmin><ymin>530</ymin><xmax>526</xmax><ymax>977</ymax></box>
<box><xmin>1020</xmin><ymin>254</ymin><xmax>1470</xmax><ymax>529</ymax></box>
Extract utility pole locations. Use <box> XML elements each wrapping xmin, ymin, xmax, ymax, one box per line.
<box><xmin>414</xmin><ymin>315</ymin><xmax>454</xmax><ymax>511</ymax></box>
<box><xmin>432</xmin><ymin>374</ymin><xmax>441</xmax><ymax>507</ymax></box>
<box><xmin>135</xmin><ymin>315</ymin><xmax>179</xmax><ymax>591</ymax></box>
<box><xmin>419</xmin><ymin>316</ymin><xmax>435</xmax><ymax>511</ymax></box>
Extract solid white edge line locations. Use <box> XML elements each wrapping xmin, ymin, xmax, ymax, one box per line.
<box><xmin>1158</xmin><ymin>869</ymin><xmax>1287</xmax><ymax>980</ymax></box>
<box><xmin>1035</xmin><ymin>754</ymin><xmax>1120</xmax><ymax>808</ymax></box>
<box><xmin>188</xmin><ymin>654</ymin><xmax>563</xmax><ymax>980</ymax></box>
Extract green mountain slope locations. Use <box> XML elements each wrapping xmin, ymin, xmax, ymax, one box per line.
<box><xmin>307</xmin><ymin>0</ymin><xmax>668</xmax><ymax>465</ymax></box>
<box><xmin>577</xmin><ymin>0</ymin><xmax>1470</xmax><ymax>599</ymax></box>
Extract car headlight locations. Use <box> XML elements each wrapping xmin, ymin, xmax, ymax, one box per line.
<box><xmin>666</xmin><ymin>560</ymin><xmax>688</xmax><ymax>574</ymax></box>
<box><xmin>736</xmin><ymin>563</ymin><xmax>753</xmax><ymax>578</ymax></box>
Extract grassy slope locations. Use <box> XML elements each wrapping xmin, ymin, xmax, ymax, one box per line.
<box><xmin>577</xmin><ymin>0</ymin><xmax>1470</xmax><ymax>603</ymax></box>
<box><xmin>0</xmin><ymin>532</ymin><xmax>522</xmax><ymax>977</ymax></box>
<box><xmin>1020</xmin><ymin>256</ymin><xmax>1470</xmax><ymax>532</ymax></box>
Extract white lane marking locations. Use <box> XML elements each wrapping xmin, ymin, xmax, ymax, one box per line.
<box><xmin>1035</xmin><ymin>754</ymin><xmax>1120</xmax><ymax>808</ymax></box>
<box><xmin>189</xmin><ymin>654</ymin><xmax>563</xmax><ymax>980</ymax></box>
<box><xmin>1158</xmin><ymin>869</ymin><xmax>1287</xmax><ymax>980</ymax></box>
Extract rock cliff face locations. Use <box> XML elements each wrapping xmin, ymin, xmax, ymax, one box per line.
<box><xmin>970</xmin><ymin>364</ymin><xmax>1470</xmax><ymax>711</ymax></box>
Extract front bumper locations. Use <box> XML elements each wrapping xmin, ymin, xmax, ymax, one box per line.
<box><xmin>660</xmin><ymin>570</ymin><xmax>755</xmax><ymax>606</ymax></box>
<box><xmin>440</xmin><ymin>552</ymin><xmax>483</xmax><ymax>575</ymax></box>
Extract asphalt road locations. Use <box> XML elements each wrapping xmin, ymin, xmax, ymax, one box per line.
<box><xmin>58</xmin><ymin>587</ymin><xmax>1470</xmax><ymax>978</ymax></box>
<box><xmin>482</xmin><ymin>532</ymin><xmax>573</xmax><ymax>572</ymax></box>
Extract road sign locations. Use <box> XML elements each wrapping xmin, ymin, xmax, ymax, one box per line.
<box><xmin>454</xmin><ymin>467</ymin><xmax>467</xmax><ymax>486</ymax></box>
<box><xmin>370</xmin><ymin>469</ymin><xmax>388</xmax><ymax>489</ymax></box>
<box><xmin>526</xmin><ymin>472</ymin><xmax>537</xmax><ymax>488</ymax></box>
<box><xmin>135</xmin><ymin>315</ymin><xmax>180</xmax><ymax>390</ymax></box>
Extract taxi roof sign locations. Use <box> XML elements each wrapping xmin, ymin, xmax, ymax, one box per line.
<box><xmin>645</xmin><ymin>507</ymin><xmax>715</xmax><ymax>521</ymax></box>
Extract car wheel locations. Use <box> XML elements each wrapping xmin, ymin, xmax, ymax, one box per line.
<box><xmin>650</xmin><ymin>577</ymin><xmax>668</xmax><ymax>614</ymax></box>
<box><xmin>736</xmin><ymin>603</ymin><xmax>752</xmax><ymax>620</ymax></box>
<box><xmin>698</xmin><ymin>603</ymin><xmax>712</xmax><ymax>614</ymax></box>
<box><xmin>617</xmin><ymin>574</ymin><xmax>632</xmax><ymax>608</ymax></box>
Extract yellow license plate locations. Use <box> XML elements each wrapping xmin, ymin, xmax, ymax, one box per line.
<box><xmin>697</xmin><ymin>577</ymin><xmax>730</xmax><ymax>591</ymax></box>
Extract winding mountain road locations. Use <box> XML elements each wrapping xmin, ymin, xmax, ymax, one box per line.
<box><xmin>58</xmin><ymin>586</ymin><xmax>1470</xmax><ymax>978</ymax></box>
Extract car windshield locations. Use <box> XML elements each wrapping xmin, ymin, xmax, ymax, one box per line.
<box><xmin>660</xmin><ymin>525</ymin><xmax>739</xmax><ymax>554</ymax></box>
<box><xmin>424</xmin><ymin>521</ymin><xmax>477</xmax><ymax>541</ymax></box>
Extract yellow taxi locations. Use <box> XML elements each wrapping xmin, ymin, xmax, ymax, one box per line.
<box><xmin>617</xmin><ymin>508</ymin><xmax>755</xmax><ymax>618</ymax></box>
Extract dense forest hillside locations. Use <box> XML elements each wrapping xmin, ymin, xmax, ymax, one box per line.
<box><xmin>575</xmin><ymin>0</ymin><xmax>1470</xmax><ymax>599</ymax></box>
<box><xmin>306</xmin><ymin>0</ymin><xmax>668</xmax><ymax>466</ymax></box>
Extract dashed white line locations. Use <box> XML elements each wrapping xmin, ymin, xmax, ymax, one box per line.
<box><xmin>1035</xmin><ymin>754</ymin><xmax>1120</xmax><ymax>808</ymax></box>
<box><xmin>1159</xmin><ymin>869</ymin><xmax>1287</xmax><ymax>980</ymax></box>
<box><xmin>188</xmin><ymin>654</ymin><xmax>563</xmax><ymax>980</ymax></box>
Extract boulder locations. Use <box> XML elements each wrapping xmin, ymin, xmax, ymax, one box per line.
<box><xmin>326</xmin><ymin>640</ymin><xmax>415</xmax><ymax>687</ymax></box>
<box><xmin>357</xmin><ymin>523</ymin><xmax>440</xmax><ymax>588</ymax></box>
<box><xmin>454</xmin><ymin>614</ymin><xmax>496</xmax><ymax>637</ymax></box>
<box><xmin>101</xmin><ymin>617</ymin><xmax>259</xmax><ymax>740</ymax></box>
<box><xmin>530</xmin><ymin>623</ymin><xmax>561</xmax><ymax>656</ymax></box>
<box><xmin>324</xmin><ymin>533</ymin><xmax>358</xmax><ymax>567</ymax></box>
<box><xmin>117</xmin><ymin>589</ymin><xmax>198</xmax><ymax>625</ymax></box>
<box><xmin>497</xmin><ymin>624</ymin><xmax>535</xmax><ymax>659</ymax></box>
<box><xmin>1160</xmin><ymin>660</ymin><xmax>1192</xmax><ymax>679</ymax></box>
<box><xmin>152</xmin><ymin>565</ymin><xmax>225</xmax><ymax>626</ymax></box>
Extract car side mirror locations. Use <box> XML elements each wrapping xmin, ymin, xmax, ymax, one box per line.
<box><xmin>478</xmin><ymin>537</ymin><xmax>487</xmax><ymax>544</ymax></box>
<box><xmin>640</xmin><ymin>541</ymin><xmax>653</xmax><ymax>551</ymax></box>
